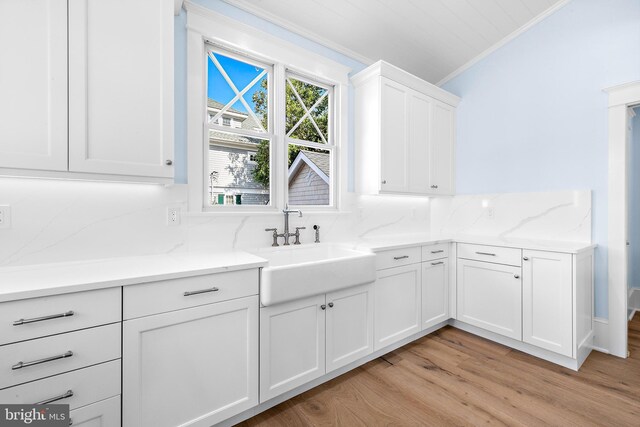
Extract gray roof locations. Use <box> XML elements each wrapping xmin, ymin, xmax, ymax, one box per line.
<box><xmin>300</xmin><ymin>150</ymin><xmax>330</xmax><ymax>177</ymax></box>
<box><xmin>208</xmin><ymin>98</ymin><xmax>265</xmax><ymax>147</ymax></box>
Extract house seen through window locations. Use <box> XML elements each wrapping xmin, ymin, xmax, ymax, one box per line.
<box><xmin>206</xmin><ymin>46</ymin><xmax>334</xmax><ymax>208</ymax></box>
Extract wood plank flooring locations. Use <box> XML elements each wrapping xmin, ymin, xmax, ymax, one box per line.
<box><xmin>240</xmin><ymin>315</ymin><xmax>640</xmax><ymax>426</ymax></box>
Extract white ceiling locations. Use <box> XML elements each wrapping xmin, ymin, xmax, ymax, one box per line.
<box><xmin>222</xmin><ymin>0</ymin><xmax>569</xmax><ymax>85</ymax></box>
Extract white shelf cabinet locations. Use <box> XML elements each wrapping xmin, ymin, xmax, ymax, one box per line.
<box><xmin>353</xmin><ymin>60</ymin><xmax>459</xmax><ymax>196</ymax></box>
<box><xmin>0</xmin><ymin>0</ymin><xmax>68</xmax><ymax>171</ymax></box>
<box><xmin>374</xmin><ymin>263</ymin><xmax>422</xmax><ymax>350</ymax></box>
<box><xmin>456</xmin><ymin>258</ymin><xmax>523</xmax><ymax>340</ymax></box>
<box><xmin>522</xmin><ymin>250</ymin><xmax>573</xmax><ymax>357</ymax></box>
<box><xmin>69</xmin><ymin>0</ymin><xmax>174</xmax><ymax>179</ymax></box>
<box><xmin>123</xmin><ymin>296</ymin><xmax>258</xmax><ymax>427</ymax></box>
<box><xmin>260</xmin><ymin>284</ymin><xmax>374</xmax><ymax>402</ymax></box>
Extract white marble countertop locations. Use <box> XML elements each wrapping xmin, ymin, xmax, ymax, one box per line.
<box><xmin>354</xmin><ymin>234</ymin><xmax>596</xmax><ymax>254</ymax></box>
<box><xmin>0</xmin><ymin>251</ymin><xmax>268</xmax><ymax>303</ymax></box>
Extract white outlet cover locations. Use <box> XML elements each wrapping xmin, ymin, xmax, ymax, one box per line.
<box><xmin>0</xmin><ymin>205</ymin><xmax>11</xmax><ymax>229</ymax></box>
<box><xmin>167</xmin><ymin>207</ymin><xmax>180</xmax><ymax>226</ymax></box>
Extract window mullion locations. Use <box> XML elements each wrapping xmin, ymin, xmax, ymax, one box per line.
<box><xmin>274</xmin><ymin>63</ymin><xmax>287</xmax><ymax>211</ymax></box>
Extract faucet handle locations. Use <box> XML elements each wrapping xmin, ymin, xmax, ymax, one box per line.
<box><xmin>265</xmin><ymin>228</ymin><xmax>279</xmax><ymax>247</ymax></box>
<box><xmin>293</xmin><ymin>227</ymin><xmax>306</xmax><ymax>245</ymax></box>
<box><xmin>265</xmin><ymin>228</ymin><xmax>277</xmax><ymax>232</ymax></box>
<box><xmin>295</xmin><ymin>227</ymin><xmax>306</xmax><ymax>231</ymax></box>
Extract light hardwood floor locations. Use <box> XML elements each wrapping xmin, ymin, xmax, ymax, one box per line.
<box><xmin>241</xmin><ymin>315</ymin><xmax>640</xmax><ymax>426</ymax></box>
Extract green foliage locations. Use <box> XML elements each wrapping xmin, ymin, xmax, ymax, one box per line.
<box><xmin>251</xmin><ymin>78</ymin><xmax>329</xmax><ymax>188</ymax></box>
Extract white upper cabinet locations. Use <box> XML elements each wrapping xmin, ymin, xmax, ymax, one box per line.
<box><xmin>0</xmin><ymin>0</ymin><xmax>174</xmax><ymax>182</ymax></box>
<box><xmin>353</xmin><ymin>61</ymin><xmax>459</xmax><ymax>196</ymax></box>
<box><xmin>69</xmin><ymin>0</ymin><xmax>174</xmax><ymax>179</ymax></box>
<box><xmin>0</xmin><ymin>0</ymin><xmax>68</xmax><ymax>171</ymax></box>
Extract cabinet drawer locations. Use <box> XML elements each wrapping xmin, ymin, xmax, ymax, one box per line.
<box><xmin>0</xmin><ymin>323</ymin><xmax>121</xmax><ymax>389</ymax></box>
<box><xmin>376</xmin><ymin>246</ymin><xmax>421</xmax><ymax>270</ymax></box>
<box><xmin>69</xmin><ymin>395</ymin><xmax>121</xmax><ymax>427</ymax></box>
<box><xmin>0</xmin><ymin>288</ymin><xmax>121</xmax><ymax>346</ymax></box>
<box><xmin>422</xmin><ymin>243</ymin><xmax>450</xmax><ymax>262</ymax></box>
<box><xmin>457</xmin><ymin>243</ymin><xmax>522</xmax><ymax>267</ymax></box>
<box><xmin>0</xmin><ymin>360</ymin><xmax>120</xmax><ymax>411</ymax></box>
<box><xmin>123</xmin><ymin>269</ymin><xmax>259</xmax><ymax>319</ymax></box>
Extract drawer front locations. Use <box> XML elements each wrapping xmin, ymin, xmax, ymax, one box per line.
<box><xmin>0</xmin><ymin>360</ymin><xmax>121</xmax><ymax>410</ymax></box>
<box><xmin>457</xmin><ymin>243</ymin><xmax>522</xmax><ymax>267</ymax></box>
<box><xmin>123</xmin><ymin>268</ymin><xmax>259</xmax><ymax>319</ymax></box>
<box><xmin>0</xmin><ymin>288</ymin><xmax>121</xmax><ymax>346</ymax></box>
<box><xmin>422</xmin><ymin>243</ymin><xmax>450</xmax><ymax>262</ymax></box>
<box><xmin>0</xmin><ymin>323</ymin><xmax>121</xmax><ymax>389</ymax></box>
<box><xmin>376</xmin><ymin>246</ymin><xmax>421</xmax><ymax>270</ymax></box>
<box><xmin>69</xmin><ymin>395</ymin><xmax>121</xmax><ymax>427</ymax></box>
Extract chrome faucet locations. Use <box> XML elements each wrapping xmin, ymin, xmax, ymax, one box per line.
<box><xmin>282</xmin><ymin>205</ymin><xmax>303</xmax><ymax>245</ymax></box>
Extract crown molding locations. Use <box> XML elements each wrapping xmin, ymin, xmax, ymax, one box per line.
<box><xmin>219</xmin><ymin>0</ymin><xmax>373</xmax><ymax>66</ymax></box>
<box><xmin>436</xmin><ymin>0</ymin><xmax>572</xmax><ymax>87</ymax></box>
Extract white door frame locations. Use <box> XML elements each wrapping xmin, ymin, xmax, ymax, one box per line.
<box><xmin>605</xmin><ymin>81</ymin><xmax>640</xmax><ymax>358</ymax></box>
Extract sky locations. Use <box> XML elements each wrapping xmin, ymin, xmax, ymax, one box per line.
<box><xmin>207</xmin><ymin>52</ymin><xmax>266</xmax><ymax>115</ymax></box>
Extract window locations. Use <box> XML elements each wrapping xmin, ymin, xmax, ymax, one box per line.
<box><xmin>204</xmin><ymin>45</ymin><xmax>335</xmax><ymax>209</ymax></box>
<box><xmin>206</xmin><ymin>48</ymin><xmax>272</xmax><ymax>206</ymax></box>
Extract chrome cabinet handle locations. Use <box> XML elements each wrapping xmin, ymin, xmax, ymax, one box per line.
<box><xmin>514</xmin><ymin>275</ymin><xmax>520</xmax><ymax>279</ymax></box>
<box><xmin>393</xmin><ymin>255</ymin><xmax>409</xmax><ymax>260</ymax></box>
<box><xmin>523</xmin><ymin>257</ymin><xmax>529</xmax><ymax>261</ymax></box>
<box><xmin>430</xmin><ymin>250</ymin><xmax>444</xmax><ymax>254</ymax></box>
<box><xmin>328</xmin><ymin>302</ymin><xmax>334</xmax><ymax>308</ymax></box>
<box><xmin>165</xmin><ymin>159</ymin><xmax>173</xmax><ymax>165</ymax></box>
<box><xmin>35</xmin><ymin>390</ymin><xmax>73</xmax><ymax>405</ymax></box>
<box><xmin>381</xmin><ymin>180</ymin><xmax>387</xmax><ymax>184</ymax></box>
<box><xmin>13</xmin><ymin>311</ymin><xmax>75</xmax><ymax>326</ymax></box>
<box><xmin>183</xmin><ymin>287</ymin><xmax>219</xmax><ymax>297</ymax></box>
<box><xmin>320</xmin><ymin>304</ymin><xmax>326</xmax><ymax>310</ymax></box>
<box><xmin>12</xmin><ymin>351</ymin><xmax>73</xmax><ymax>370</ymax></box>
<box><xmin>431</xmin><ymin>185</ymin><xmax>438</xmax><ymax>189</ymax></box>
<box><xmin>475</xmin><ymin>252</ymin><xmax>496</xmax><ymax>257</ymax></box>
<box><xmin>431</xmin><ymin>261</ymin><xmax>444</xmax><ymax>266</ymax></box>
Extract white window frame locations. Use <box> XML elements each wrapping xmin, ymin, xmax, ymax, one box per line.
<box><xmin>185</xmin><ymin>2</ymin><xmax>350</xmax><ymax>213</ymax></box>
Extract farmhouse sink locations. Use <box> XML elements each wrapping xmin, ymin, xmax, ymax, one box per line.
<box><xmin>254</xmin><ymin>244</ymin><xmax>376</xmax><ymax>306</ymax></box>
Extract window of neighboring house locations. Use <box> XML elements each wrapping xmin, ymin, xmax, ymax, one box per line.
<box><xmin>285</xmin><ymin>74</ymin><xmax>333</xmax><ymax>206</ymax></box>
<box><xmin>206</xmin><ymin>47</ymin><xmax>272</xmax><ymax>207</ymax></box>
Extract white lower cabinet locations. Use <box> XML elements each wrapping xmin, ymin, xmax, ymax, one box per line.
<box><xmin>122</xmin><ymin>296</ymin><xmax>258</xmax><ymax>427</ymax></box>
<box><xmin>422</xmin><ymin>258</ymin><xmax>449</xmax><ymax>330</ymax></box>
<box><xmin>374</xmin><ymin>264</ymin><xmax>421</xmax><ymax>350</ymax></box>
<box><xmin>457</xmin><ymin>258</ymin><xmax>522</xmax><ymax>340</ymax></box>
<box><xmin>69</xmin><ymin>396</ymin><xmax>121</xmax><ymax>427</ymax></box>
<box><xmin>326</xmin><ymin>284</ymin><xmax>374</xmax><ymax>372</ymax></box>
<box><xmin>260</xmin><ymin>284</ymin><xmax>374</xmax><ymax>402</ymax></box>
<box><xmin>522</xmin><ymin>250</ymin><xmax>573</xmax><ymax>357</ymax></box>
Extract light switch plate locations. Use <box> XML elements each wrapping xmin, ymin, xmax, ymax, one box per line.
<box><xmin>0</xmin><ymin>205</ymin><xmax>11</xmax><ymax>229</ymax></box>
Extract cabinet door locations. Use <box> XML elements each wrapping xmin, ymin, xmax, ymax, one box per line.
<box><xmin>379</xmin><ymin>77</ymin><xmax>409</xmax><ymax>193</ymax></box>
<box><xmin>522</xmin><ymin>250</ymin><xmax>573</xmax><ymax>357</ymax></box>
<box><xmin>260</xmin><ymin>294</ymin><xmax>326</xmax><ymax>402</ymax></box>
<box><xmin>326</xmin><ymin>284</ymin><xmax>374</xmax><ymax>373</ymax></box>
<box><xmin>0</xmin><ymin>0</ymin><xmax>67</xmax><ymax>171</ymax></box>
<box><xmin>69</xmin><ymin>395</ymin><xmax>120</xmax><ymax>427</ymax></box>
<box><xmin>122</xmin><ymin>296</ymin><xmax>258</xmax><ymax>427</ymax></box>
<box><xmin>68</xmin><ymin>0</ymin><xmax>174</xmax><ymax>179</ymax></box>
<box><xmin>422</xmin><ymin>259</ymin><xmax>449</xmax><ymax>330</ymax></box>
<box><xmin>374</xmin><ymin>264</ymin><xmax>421</xmax><ymax>351</ymax></box>
<box><xmin>407</xmin><ymin>92</ymin><xmax>431</xmax><ymax>194</ymax></box>
<box><xmin>457</xmin><ymin>259</ymin><xmax>522</xmax><ymax>340</ymax></box>
<box><xmin>429</xmin><ymin>100</ymin><xmax>455</xmax><ymax>194</ymax></box>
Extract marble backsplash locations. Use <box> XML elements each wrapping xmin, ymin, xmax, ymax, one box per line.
<box><xmin>430</xmin><ymin>190</ymin><xmax>592</xmax><ymax>243</ymax></box>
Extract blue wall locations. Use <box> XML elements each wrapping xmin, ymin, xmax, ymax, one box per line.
<box><xmin>173</xmin><ymin>0</ymin><xmax>366</xmax><ymax>184</ymax></box>
<box><xmin>442</xmin><ymin>0</ymin><xmax>640</xmax><ymax>318</ymax></box>
<box><xmin>630</xmin><ymin>108</ymin><xmax>640</xmax><ymax>290</ymax></box>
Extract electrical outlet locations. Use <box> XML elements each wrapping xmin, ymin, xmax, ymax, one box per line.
<box><xmin>487</xmin><ymin>207</ymin><xmax>495</xmax><ymax>218</ymax></box>
<box><xmin>0</xmin><ymin>205</ymin><xmax>11</xmax><ymax>229</ymax></box>
<box><xmin>167</xmin><ymin>207</ymin><xmax>180</xmax><ymax>226</ymax></box>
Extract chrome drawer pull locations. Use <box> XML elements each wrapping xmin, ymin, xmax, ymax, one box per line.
<box><xmin>475</xmin><ymin>252</ymin><xmax>496</xmax><ymax>257</ymax></box>
<box><xmin>430</xmin><ymin>250</ymin><xmax>444</xmax><ymax>254</ymax></box>
<box><xmin>35</xmin><ymin>390</ymin><xmax>73</xmax><ymax>405</ymax></box>
<box><xmin>13</xmin><ymin>311</ymin><xmax>75</xmax><ymax>326</ymax></box>
<box><xmin>183</xmin><ymin>287</ymin><xmax>219</xmax><ymax>297</ymax></box>
<box><xmin>393</xmin><ymin>255</ymin><xmax>409</xmax><ymax>260</ymax></box>
<box><xmin>431</xmin><ymin>261</ymin><xmax>444</xmax><ymax>266</ymax></box>
<box><xmin>12</xmin><ymin>351</ymin><xmax>73</xmax><ymax>370</ymax></box>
